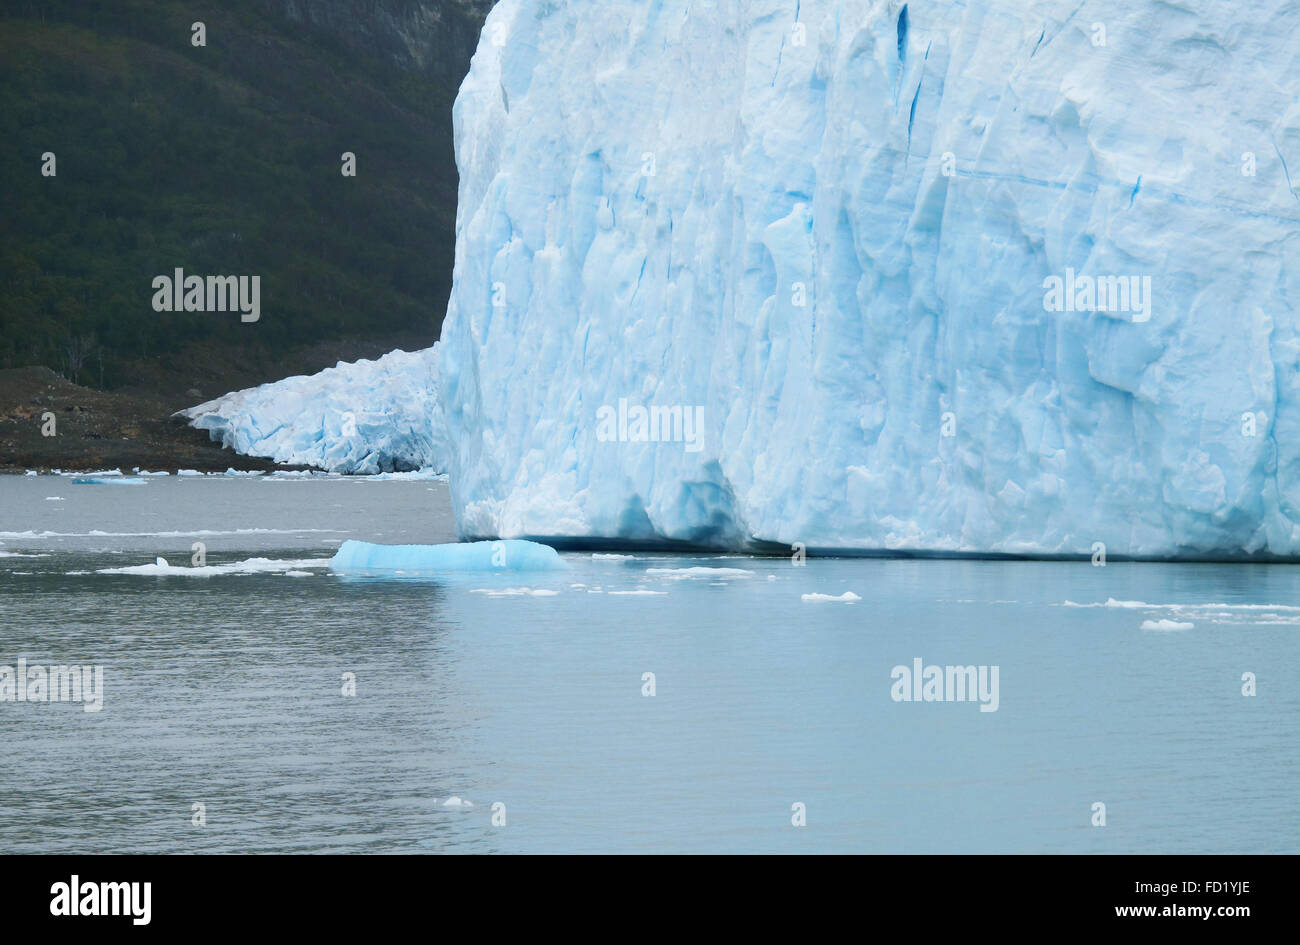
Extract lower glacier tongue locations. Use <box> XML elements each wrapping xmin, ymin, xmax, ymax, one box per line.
<box><xmin>191</xmin><ymin>0</ymin><xmax>1300</xmax><ymax>558</ymax></box>
<box><xmin>181</xmin><ymin>347</ymin><xmax>448</xmax><ymax>476</ymax></box>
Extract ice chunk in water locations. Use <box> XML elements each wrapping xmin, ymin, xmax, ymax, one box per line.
<box><xmin>329</xmin><ymin>539</ymin><xmax>565</xmax><ymax>573</ymax></box>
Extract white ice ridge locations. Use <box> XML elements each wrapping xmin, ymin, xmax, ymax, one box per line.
<box><xmin>1141</xmin><ymin>619</ymin><xmax>1194</xmax><ymax>632</ymax></box>
<box><xmin>182</xmin><ymin>346</ymin><xmax>448</xmax><ymax>474</ymax></box>
<box><xmin>96</xmin><ymin>557</ymin><xmax>332</xmax><ymax>577</ymax></box>
<box><xmin>435</xmin><ymin>0</ymin><xmax>1300</xmax><ymax>557</ymax></box>
<box><xmin>802</xmin><ymin>592</ymin><xmax>863</xmax><ymax>603</ymax></box>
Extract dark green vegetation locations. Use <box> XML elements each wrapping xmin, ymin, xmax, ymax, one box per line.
<box><xmin>0</xmin><ymin>0</ymin><xmax>488</xmax><ymax>390</ymax></box>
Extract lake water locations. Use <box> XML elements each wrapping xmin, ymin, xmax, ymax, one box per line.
<box><xmin>1</xmin><ymin>473</ymin><xmax>1296</xmax><ymax>853</ymax></box>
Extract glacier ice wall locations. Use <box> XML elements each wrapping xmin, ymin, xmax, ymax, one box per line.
<box><xmin>183</xmin><ymin>346</ymin><xmax>448</xmax><ymax>474</ymax></box>
<box><xmin>438</xmin><ymin>0</ymin><xmax>1300</xmax><ymax>556</ymax></box>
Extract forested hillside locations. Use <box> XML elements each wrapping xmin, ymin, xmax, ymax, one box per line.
<box><xmin>0</xmin><ymin>0</ymin><xmax>492</xmax><ymax>391</ymax></box>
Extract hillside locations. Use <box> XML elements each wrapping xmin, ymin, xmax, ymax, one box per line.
<box><xmin>0</xmin><ymin>0</ymin><xmax>492</xmax><ymax>396</ymax></box>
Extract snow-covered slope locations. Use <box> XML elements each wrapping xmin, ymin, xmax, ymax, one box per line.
<box><xmin>183</xmin><ymin>346</ymin><xmax>448</xmax><ymax>474</ymax></box>
<box><xmin>435</xmin><ymin>0</ymin><xmax>1300</xmax><ymax>556</ymax></box>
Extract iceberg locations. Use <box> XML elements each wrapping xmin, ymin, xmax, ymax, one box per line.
<box><xmin>328</xmin><ymin>538</ymin><xmax>566</xmax><ymax>572</ymax></box>
<box><xmin>182</xmin><ymin>346</ymin><xmax>448</xmax><ymax>474</ymax></box>
<box><xmin>191</xmin><ymin>0</ymin><xmax>1300</xmax><ymax>559</ymax></box>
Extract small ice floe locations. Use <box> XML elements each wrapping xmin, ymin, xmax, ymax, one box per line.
<box><xmin>1069</xmin><ymin>599</ymin><xmax>1300</xmax><ymax>615</ymax></box>
<box><xmin>801</xmin><ymin>591</ymin><xmax>861</xmax><ymax>603</ymax></box>
<box><xmin>645</xmin><ymin>566</ymin><xmax>754</xmax><ymax>580</ymax></box>
<box><xmin>45</xmin><ymin>496</ymin><xmax>64</xmax><ymax>501</ymax></box>
<box><xmin>177</xmin><ymin>469</ymin><xmax>203</xmax><ymax>477</ymax></box>
<box><xmin>223</xmin><ymin>468</ymin><xmax>266</xmax><ymax>477</ymax></box>
<box><xmin>1063</xmin><ymin>599</ymin><xmax>1151</xmax><ymax>608</ymax></box>
<box><xmin>1063</xmin><ymin>598</ymin><xmax>1298</xmax><ymax>628</ymax></box>
<box><xmin>592</xmin><ymin>553</ymin><xmax>632</xmax><ymax>559</ymax></box>
<box><xmin>284</xmin><ymin>570</ymin><xmax>314</xmax><ymax>577</ymax></box>
<box><xmin>3</xmin><ymin>527</ymin><xmax>331</xmax><ymax>540</ymax></box>
<box><xmin>133</xmin><ymin>468</ymin><xmax>170</xmax><ymax>476</ymax></box>
<box><xmin>470</xmin><ymin>587</ymin><xmax>559</xmax><ymax>597</ymax></box>
<box><xmin>440</xmin><ymin>796</ymin><xmax>474</xmax><ymax>809</ymax></box>
<box><xmin>97</xmin><ymin>557</ymin><xmax>332</xmax><ymax>577</ymax></box>
<box><xmin>608</xmin><ymin>589</ymin><xmax>667</xmax><ymax>596</ymax></box>
<box><xmin>73</xmin><ymin>476</ymin><xmax>145</xmax><ymax>485</ymax></box>
<box><xmin>24</xmin><ymin>470</ymin><xmax>38</xmax><ymax>476</ymax></box>
<box><xmin>0</xmin><ymin>551</ymin><xmax>50</xmax><ymax>558</ymax></box>
<box><xmin>1141</xmin><ymin>619</ymin><xmax>1193</xmax><ymax>632</ymax></box>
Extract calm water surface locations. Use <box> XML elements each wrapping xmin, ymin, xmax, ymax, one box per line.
<box><xmin>1</xmin><ymin>474</ymin><xmax>1296</xmax><ymax>853</ymax></box>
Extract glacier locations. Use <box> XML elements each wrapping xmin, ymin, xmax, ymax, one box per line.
<box><xmin>194</xmin><ymin>0</ymin><xmax>1300</xmax><ymax>558</ymax></box>
<box><xmin>182</xmin><ymin>346</ymin><xmax>449</xmax><ymax>474</ymax></box>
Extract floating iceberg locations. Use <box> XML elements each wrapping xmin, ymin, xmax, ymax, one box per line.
<box><xmin>328</xmin><ymin>538</ymin><xmax>566</xmax><ymax>572</ymax></box>
<box><xmin>182</xmin><ymin>346</ymin><xmax>448</xmax><ymax>474</ymax></box>
<box><xmin>644</xmin><ymin>567</ymin><xmax>755</xmax><ymax>580</ymax></box>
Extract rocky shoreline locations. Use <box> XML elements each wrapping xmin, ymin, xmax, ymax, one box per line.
<box><xmin>0</xmin><ymin>366</ymin><xmax>302</xmax><ymax>475</ymax></box>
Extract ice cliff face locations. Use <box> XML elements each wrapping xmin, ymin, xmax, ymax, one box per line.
<box><xmin>436</xmin><ymin>0</ymin><xmax>1300</xmax><ymax>556</ymax></box>
<box><xmin>183</xmin><ymin>347</ymin><xmax>448</xmax><ymax>474</ymax></box>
